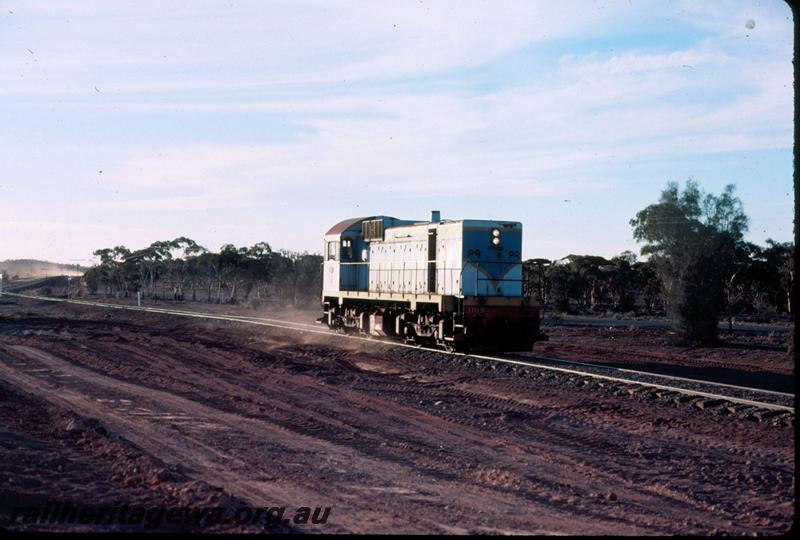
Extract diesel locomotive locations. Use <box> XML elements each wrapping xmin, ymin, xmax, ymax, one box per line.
<box><xmin>320</xmin><ymin>211</ymin><xmax>547</xmax><ymax>351</ymax></box>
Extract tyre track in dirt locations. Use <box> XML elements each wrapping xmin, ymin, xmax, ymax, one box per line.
<box><xmin>355</xmin><ymin>375</ymin><xmax>792</xmax><ymax>530</ymax></box>
<box><xmin>3</xmin><ymin>340</ymin><xmax>632</xmax><ymax>531</ymax></box>
<box><xmin>0</xmin><ymin>343</ymin><xmax>639</xmax><ymax>534</ymax></box>
<box><xmin>4</xmin><ymin>343</ymin><xmax>557</xmax><ymax>533</ymax></box>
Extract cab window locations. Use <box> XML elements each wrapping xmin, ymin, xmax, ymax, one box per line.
<box><xmin>341</xmin><ymin>239</ymin><xmax>353</xmax><ymax>261</ymax></box>
<box><xmin>327</xmin><ymin>241</ymin><xmax>338</xmax><ymax>261</ymax></box>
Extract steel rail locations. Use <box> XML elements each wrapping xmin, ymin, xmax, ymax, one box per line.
<box><xmin>2</xmin><ymin>291</ymin><xmax>794</xmax><ymax>413</ymax></box>
<box><xmin>505</xmin><ymin>354</ymin><xmax>795</xmax><ymax>398</ymax></box>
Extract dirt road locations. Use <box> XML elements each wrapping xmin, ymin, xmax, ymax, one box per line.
<box><xmin>0</xmin><ymin>300</ymin><xmax>794</xmax><ymax>533</ymax></box>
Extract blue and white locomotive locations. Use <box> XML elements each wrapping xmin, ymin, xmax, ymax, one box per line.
<box><xmin>321</xmin><ymin>211</ymin><xmax>547</xmax><ymax>351</ymax></box>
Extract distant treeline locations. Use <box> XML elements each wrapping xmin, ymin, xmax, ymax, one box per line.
<box><xmin>523</xmin><ymin>241</ymin><xmax>794</xmax><ymax>322</ymax></box>
<box><xmin>80</xmin><ymin>235</ymin><xmax>793</xmax><ymax>323</ymax></box>
<box><xmin>83</xmin><ymin>238</ymin><xmax>322</xmax><ymax>307</ymax></box>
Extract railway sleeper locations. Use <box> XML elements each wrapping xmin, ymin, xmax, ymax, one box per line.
<box><xmin>634</xmin><ymin>388</ymin><xmax>660</xmax><ymax>400</ymax></box>
<box><xmin>625</xmin><ymin>385</ymin><xmax>647</xmax><ymax>396</ymax></box>
<box><xmin>693</xmin><ymin>398</ymin><xmax>726</xmax><ymax>410</ymax></box>
<box><xmin>654</xmin><ymin>390</ymin><xmax>679</xmax><ymax>400</ymax></box>
<box><xmin>750</xmin><ymin>409</ymin><xmax>783</xmax><ymax>422</ymax></box>
<box><xmin>728</xmin><ymin>406</ymin><xmax>761</xmax><ymax>420</ymax></box>
<box><xmin>672</xmin><ymin>394</ymin><xmax>696</xmax><ymax>405</ymax></box>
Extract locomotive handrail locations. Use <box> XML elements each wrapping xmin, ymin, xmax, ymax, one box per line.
<box><xmin>335</xmin><ymin>260</ymin><xmax>523</xmax><ymax>296</ymax></box>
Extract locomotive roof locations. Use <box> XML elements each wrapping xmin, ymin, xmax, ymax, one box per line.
<box><xmin>325</xmin><ymin>216</ymin><xmax>401</xmax><ymax>236</ymax></box>
<box><xmin>325</xmin><ymin>217</ymin><xmax>365</xmax><ymax>236</ymax></box>
<box><xmin>326</xmin><ymin>216</ymin><xmax>520</xmax><ymax>236</ymax></box>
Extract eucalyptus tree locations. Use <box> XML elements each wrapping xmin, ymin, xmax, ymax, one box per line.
<box><xmin>268</xmin><ymin>250</ymin><xmax>322</xmax><ymax>306</ymax></box>
<box><xmin>567</xmin><ymin>255</ymin><xmax>611</xmax><ymax>311</ymax></box>
<box><xmin>605</xmin><ymin>251</ymin><xmax>639</xmax><ymax>312</ymax></box>
<box><xmin>762</xmin><ymin>240</ymin><xmax>795</xmax><ymax>318</ymax></box>
<box><xmin>92</xmin><ymin>246</ymin><xmax>134</xmax><ymax>296</ymax></box>
<box><xmin>160</xmin><ymin>237</ymin><xmax>203</xmax><ymax>299</ymax></box>
<box><xmin>523</xmin><ymin>258</ymin><xmax>552</xmax><ymax>305</ymax></box>
<box><xmin>633</xmin><ymin>259</ymin><xmax>663</xmax><ymax>315</ymax></box>
<box><xmin>630</xmin><ymin>180</ymin><xmax>748</xmax><ymax>343</ymax></box>
<box><xmin>124</xmin><ymin>241</ymin><xmax>173</xmax><ymax>299</ymax></box>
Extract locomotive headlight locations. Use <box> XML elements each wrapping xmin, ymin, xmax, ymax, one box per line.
<box><xmin>492</xmin><ymin>236</ymin><xmax>500</xmax><ymax>246</ymax></box>
<box><xmin>492</xmin><ymin>228</ymin><xmax>500</xmax><ymax>238</ymax></box>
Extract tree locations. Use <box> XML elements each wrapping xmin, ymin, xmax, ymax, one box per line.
<box><xmin>125</xmin><ymin>241</ymin><xmax>173</xmax><ymax>299</ymax></box>
<box><xmin>630</xmin><ymin>180</ymin><xmax>749</xmax><ymax>343</ymax></box>
<box><xmin>243</xmin><ymin>242</ymin><xmax>273</xmax><ymax>300</ymax></box>
<box><xmin>217</xmin><ymin>244</ymin><xmax>245</xmax><ymax>303</ymax></box>
<box><xmin>762</xmin><ymin>240</ymin><xmax>795</xmax><ymax>319</ymax></box>
<box><xmin>547</xmin><ymin>259</ymin><xmax>578</xmax><ymax>313</ymax></box>
<box><xmin>606</xmin><ymin>251</ymin><xmax>639</xmax><ymax>312</ymax></box>
<box><xmin>721</xmin><ymin>242</ymin><xmax>761</xmax><ymax>330</ymax></box>
<box><xmin>272</xmin><ymin>250</ymin><xmax>323</xmax><ymax>306</ymax></box>
<box><xmin>523</xmin><ymin>258</ymin><xmax>552</xmax><ymax>305</ymax></box>
<box><xmin>160</xmin><ymin>237</ymin><xmax>202</xmax><ymax>300</ymax></box>
<box><xmin>634</xmin><ymin>258</ymin><xmax>663</xmax><ymax>314</ymax></box>
<box><xmin>566</xmin><ymin>255</ymin><xmax>610</xmax><ymax>311</ymax></box>
<box><xmin>91</xmin><ymin>245</ymin><xmax>134</xmax><ymax>297</ymax></box>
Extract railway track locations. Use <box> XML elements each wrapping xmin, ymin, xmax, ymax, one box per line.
<box><xmin>1</xmin><ymin>291</ymin><xmax>794</xmax><ymax>415</ymax></box>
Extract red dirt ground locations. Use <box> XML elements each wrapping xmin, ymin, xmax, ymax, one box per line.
<box><xmin>536</xmin><ymin>323</ymin><xmax>794</xmax><ymax>393</ymax></box>
<box><xmin>0</xmin><ymin>298</ymin><xmax>794</xmax><ymax>533</ymax></box>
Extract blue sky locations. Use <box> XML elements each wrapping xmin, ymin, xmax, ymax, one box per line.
<box><xmin>0</xmin><ymin>0</ymin><xmax>793</xmax><ymax>263</ymax></box>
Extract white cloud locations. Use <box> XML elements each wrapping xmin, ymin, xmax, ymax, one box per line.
<box><xmin>78</xmin><ymin>27</ymin><xmax>789</xmax><ymax>215</ymax></box>
<box><xmin>0</xmin><ymin>0</ymin><xmax>641</xmax><ymax>95</ymax></box>
<box><xmin>560</xmin><ymin>49</ymin><xmax>733</xmax><ymax>77</ymax></box>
